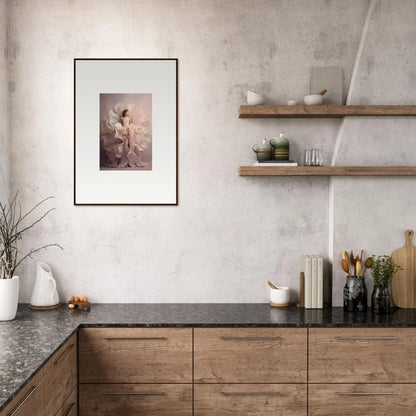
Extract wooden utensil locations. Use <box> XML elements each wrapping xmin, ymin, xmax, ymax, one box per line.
<box><xmin>356</xmin><ymin>260</ymin><xmax>363</xmax><ymax>277</ymax></box>
<box><xmin>341</xmin><ymin>258</ymin><xmax>350</xmax><ymax>276</ymax></box>
<box><xmin>342</xmin><ymin>251</ymin><xmax>350</xmax><ymax>276</ymax></box>
<box><xmin>267</xmin><ymin>281</ymin><xmax>278</xmax><ymax>290</ymax></box>
<box><xmin>319</xmin><ymin>89</ymin><xmax>327</xmax><ymax>96</ymax></box>
<box><xmin>392</xmin><ymin>230</ymin><xmax>416</xmax><ymax>308</ymax></box>
<box><xmin>361</xmin><ymin>257</ymin><xmax>373</xmax><ymax>278</ymax></box>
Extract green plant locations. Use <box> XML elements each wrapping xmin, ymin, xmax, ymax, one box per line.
<box><xmin>0</xmin><ymin>192</ymin><xmax>63</xmax><ymax>279</ymax></box>
<box><xmin>371</xmin><ymin>255</ymin><xmax>402</xmax><ymax>287</ymax></box>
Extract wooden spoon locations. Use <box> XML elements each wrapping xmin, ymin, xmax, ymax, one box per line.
<box><xmin>319</xmin><ymin>89</ymin><xmax>327</xmax><ymax>96</ymax></box>
<box><xmin>267</xmin><ymin>281</ymin><xmax>278</xmax><ymax>290</ymax></box>
<box><xmin>356</xmin><ymin>260</ymin><xmax>363</xmax><ymax>277</ymax></box>
<box><xmin>361</xmin><ymin>257</ymin><xmax>373</xmax><ymax>278</ymax></box>
<box><xmin>341</xmin><ymin>258</ymin><xmax>350</xmax><ymax>277</ymax></box>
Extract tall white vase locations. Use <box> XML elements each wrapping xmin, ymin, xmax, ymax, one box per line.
<box><xmin>0</xmin><ymin>276</ymin><xmax>19</xmax><ymax>321</ymax></box>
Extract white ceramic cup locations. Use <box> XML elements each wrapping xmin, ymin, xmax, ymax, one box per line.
<box><xmin>287</xmin><ymin>100</ymin><xmax>297</xmax><ymax>106</ymax></box>
<box><xmin>270</xmin><ymin>286</ymin><xmax>290</xmax><ymax>304</ymax></box>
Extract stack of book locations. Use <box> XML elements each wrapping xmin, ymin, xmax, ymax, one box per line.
<box><xmin>301</xmin><ymin>255</ymin><xmax>323</xmax><ymax>309</ymax></box>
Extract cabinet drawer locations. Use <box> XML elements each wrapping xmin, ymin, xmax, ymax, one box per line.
<box><xmin>44</xmin><ymin>333</ymin><xmax>77</xmax><ymax>414</ymax></box>
<box><xmin>79</xmin><ymin>384</ymin><xmax>192</xmax><ymax>416</ymax></box>
<box><xmin>55</xmin><ymin>387</ymin><xmax>77</xmax><ymax>416</ymax></box>
<box><xmin>309</xmin><ymin>328</ymin><xmax>416</xmax><ymax>382</ymax></box>
<box><xmin>194</xmin><ymin>328</ymin><xmax>307</xmax><ymax>383</ymax></box>
<box><xmin>309</xmin><ymin>384</ymin><xmax>416</xmax><ymax>415</ymax></box>
<box><xmin>194</xmin><ymin>384</ymin><xmax>307</xmax><ymax>416</ymax></box>
<box><xmin>79</xmin><ymin>328</ymin><xmax>192</xmax><ymax>383</ymax></box>
<box><xmin>0</xmin><ymin>369</ymin><xmax>44</xmax><ymax>416</ymax></box>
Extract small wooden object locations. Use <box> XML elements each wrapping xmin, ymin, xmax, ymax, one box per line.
<box><xmin>392</xmin><ymin>230</ymin><xmax>416</xmax><ymax>308</ymax></box>
<box><xmin>270</xmin><ymin>301</ymin><xmax>291</xmax><ymax>308</ymax></box>
<box><xmin>296</xmin><ymin>272</ymin><xmax>305</xmax><ymax>308</ymax></box>
<box><xmin>29</xmin><ymin>303</ymin><xmax>61</xmax><ymax>310</ymax></box>
<box><xmin>68</xmin><ymin>296</ymin><xmax>91</xmax><ymax>311</ymax></box>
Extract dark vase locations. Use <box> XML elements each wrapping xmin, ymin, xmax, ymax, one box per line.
<box><xmin>343</xmin><ymin>276</ymin><xmax>368</xmax><ymax>312</ymax></box>
<box><xmin>371</xmin><ymin>285</ymin><xmax>391</xmax><ymax>314</ymax></box>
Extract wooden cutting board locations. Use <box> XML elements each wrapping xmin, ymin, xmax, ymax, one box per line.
<box><xmin>392</xmin><ymin>230</ymin><xmax>416</xmax><ymax>308</ymax></box>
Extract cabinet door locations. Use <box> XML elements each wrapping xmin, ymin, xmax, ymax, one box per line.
<box><xmin>309</xmin><ymin>328</ymin><xmax>416</xmax><ymax>382</ymax></box>
<box><xmin>0</xmin><ymin>369</ymin><xmax>44</xmax><ymax>416</ymax></box>
<box><xmin>79</xmin><ymin>384</ymin><xmax>192</xmax><ymax>416</ymax></box>
<box><xmin>55</xmin><ymin>387</ymin><xmax>77</xmax><ymax>416</ymax></box>
<box><xmin>79</xmin><ymin>328</ymin><xmax>192</xmax><ymax>383</ymax></box>
<box><xmin>44</xmin><ymin>332</ymin><xmax>77</xmax><ymax>414</ymax></box>
<box><xmin>194</xmin><ymin>328</ymin><xmax>307</xmax><ymax>383</ymax></box>
<box><xmin>194</xmin><ymin>384</ymin><xmax>307</xmax><ymax>416</ymax></box>
<box><xmin>309</xmin><ymin>384</ymin><xmax>416</xmax><ymax>415</ymax></box>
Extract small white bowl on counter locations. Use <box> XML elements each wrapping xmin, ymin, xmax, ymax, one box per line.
<box><xmin>270</xmin><ymin>286</ymin><xmax>290</xmax><ymax>307</ymax></box>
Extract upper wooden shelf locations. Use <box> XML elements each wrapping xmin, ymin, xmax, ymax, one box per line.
<box><xmin>238</xmin><ymin>105</ymin><xmax>416</xmax><ymax>118</ymax></box>
<box><xmin>238</xmin><ymin>166</ymin><xmax>416</xmax><ymax>176</ymax></box>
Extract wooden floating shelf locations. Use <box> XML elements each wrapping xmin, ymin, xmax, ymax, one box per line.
<box><xmin>238</xmin><ymin>105</ymin><xmax>416</xmax><ymax>118</ymax></box>
<box><xmin>238</xmin><ymin>166</ymin><xmax>416</xmax><ymax>176</ymax></box>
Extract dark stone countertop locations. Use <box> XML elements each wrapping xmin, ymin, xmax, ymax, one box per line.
<box><xmin>2</xmin><ymin>303</ymin><xmax>416</xmax><ymax>410</ymax></box>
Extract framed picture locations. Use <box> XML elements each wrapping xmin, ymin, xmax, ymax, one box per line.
<box><xmin>74</xmin><ymin>58</ymin><xmax>178</xmax><ymax>205</ymax></box>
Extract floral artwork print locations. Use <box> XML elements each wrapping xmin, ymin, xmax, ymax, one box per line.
<box><xmin>100</xmin><ymin>93</ymin><xmax>152</xmax><ymax>170</ymax></box>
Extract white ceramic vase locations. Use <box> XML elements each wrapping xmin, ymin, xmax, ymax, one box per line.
<box><xmin>0</xmin><ymin>276</ymin><xmax>19</xmax><ymax>321</ymax></box>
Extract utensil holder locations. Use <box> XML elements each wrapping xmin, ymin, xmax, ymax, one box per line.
<box><xmin>343</xmin><ymin>276</ymin><xmax>367</xmax><ymax>312</ymax></box>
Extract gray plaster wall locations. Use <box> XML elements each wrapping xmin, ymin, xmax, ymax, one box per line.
<box><xmin>332</xmin><ymin>0</ymin><xmax>416</xmax><ymax>305</ymax></box>
<box><xmin>0</xmin><ymin>0</ymin><xmax>8</xmax><ymax>203</ymax></box>
<box><xmin>4</xmin><ymin>0</ymin><xmax>414</xmax><ymax>304</ymax></box>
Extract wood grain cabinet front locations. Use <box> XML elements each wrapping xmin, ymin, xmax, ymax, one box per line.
<box><xmin>79</xmin><ymin>328</ymin><xmax>192</xmax><ymax>383</ymax></box>
<box><xmin>309</xmin><ymin>328</ymin><xmax>416</xmax><ymax>383</ymax></box>
<box><xmin>0</xmin><ymin>369</ymin><xmax>44</xmax><ymax>416</ymax></box>
<box><xmin>194</xmin><ymin>328</ymin><xmax>307</xmax><ymax>383</ymax></box>
<box><xmin>79</xmin><ymin>384</ymin><xmax>192</xmax><ymax>416</ymax></box>
<box><xmin>309</xmin><ymin>384</ymin><xmax>416</xmax><ymax>415</ymax></box>
<box><xmin>54</xmin><ymin>387</ymin><xmax>77</xmax><ymax>416</ymax></box>
<box><xmin>43</xmin><ymin>333</ymin><xmax>77</xmax><ymax>415</ymax></box>
<box><xmin>194</xmin><ymin>384</ymin><xmax>307</xmax><ymax>416</ymax></box>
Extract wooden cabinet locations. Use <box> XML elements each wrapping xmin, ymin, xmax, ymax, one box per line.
<box><xmin>309</xmin><ymin>328</ymin><xmax>416</xmax><ymax>383</ymax></box>
<box><xmin>194</xmin><ymin>328</ymin><xmax>307</xmax><ymax>383</ymax></box>
<box><xmin>79</xmin><ymin>328</ymin><xmax>192</xmax><ymax>383</ymax></box>
<box><xmin>55</xmin><ymin>387</ymin><xmax>77</xmax><ymax>416</ymax></box>
<box><xmin>79</xmin><ymin>384</ymin><xmax>192</xmax><ymax>416</ymax></box>
<box><xmin>309</xmin><ymin>384</ymin><xmax>416</xmax><ymax>416</ymax></box>
<box><xmin>0</xmin><ymin>369</ymin><xmax>44</xmax><ymax>416</ymax></box>
<box><xmin>44</xmin><ymin>333</ymin><xmax>77</xmax><ymax>415</ymax></box>
<box><xmin>194</xmin><ymin>328</ymin><xmax>307</xmax><ymax>415</ymax></box>
<box><xmin>0</xmin><ymin>332</ymin><xmax>77</xmax><ymax>416</ymax></box>
<box><xmin>194</xmin><ymin>384</ymin><xmax>307</xmax><ymax>416</ymax></box>
<box><xmin>79</xmin><ymin>328</ymin><xmax>193</xmax><ymax>416</ymax></box>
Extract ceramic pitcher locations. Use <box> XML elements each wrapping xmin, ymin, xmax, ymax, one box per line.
<box><xmin>30</xmin><ymin>262</ymin><xmax>59</xmax><ymax>307</ymax></box>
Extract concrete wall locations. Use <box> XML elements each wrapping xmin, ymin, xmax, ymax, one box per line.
<box><xmin>0</xmin><ymin>0</ymin><xmax>8</xmax><ymax>203</ymax></box>
<box><xmin>4</xmin><ymin>0</ymin><xmax>415</xmax><ymax>304</ymax></box>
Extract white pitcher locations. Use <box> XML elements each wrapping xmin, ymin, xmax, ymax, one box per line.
<box><xmin>30</xmin><ymin>262</ymin><xmax>59</xmax><ymax>307</ymax></box>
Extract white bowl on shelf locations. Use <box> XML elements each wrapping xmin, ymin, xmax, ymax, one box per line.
<box><xmin>247</xmin><ymin>91</ymin><xmax>265</xmax><ymax>105</ymax></box>
<box><xmin>304</xmin><ymin>94</ymin><xmax>323</xmax><ymax>105</ymax></box>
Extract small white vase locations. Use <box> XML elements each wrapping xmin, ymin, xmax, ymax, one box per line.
<box><xmin>0</xmin><ymin>276</ymin><xmax>19</xmax><ymax>321</ymax></box>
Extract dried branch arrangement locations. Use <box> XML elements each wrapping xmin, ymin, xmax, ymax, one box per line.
<box><xmin>0</xmin><ymin>192</ymin><xmax>63</xmax><ymax>279</ymax></box>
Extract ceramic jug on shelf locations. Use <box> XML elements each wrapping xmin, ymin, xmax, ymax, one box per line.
<box><xmin>270</xmin><ymin>132</ymin><xmax>289</xmax><ymax>160</ymax></box>
<box><xmin>252</xmin><ymin>138</ymin><xmax>272</xmax><ymax>161</ymax></box>
<box><xmin>30</xmin><ymin>262</ymin><xmax>60</xmax><ymax>307</ymax></box>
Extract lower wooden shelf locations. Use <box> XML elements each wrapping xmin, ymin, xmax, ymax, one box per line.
<box><xmin>238</xmin><ymin>166</ymin><xmax>416</xmax><ymax>176</ymax></box>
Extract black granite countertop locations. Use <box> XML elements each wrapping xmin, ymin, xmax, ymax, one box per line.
<box><xmin>2</xmin><ymin>303</ymin><xmax>416</xmax><ymax>411</ymax></box>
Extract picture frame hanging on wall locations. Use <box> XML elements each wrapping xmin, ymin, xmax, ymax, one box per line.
<box><xmin>74</xmin><ymin>58</ymin><xmax>178</xmax><ymax>205</ymax></box>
